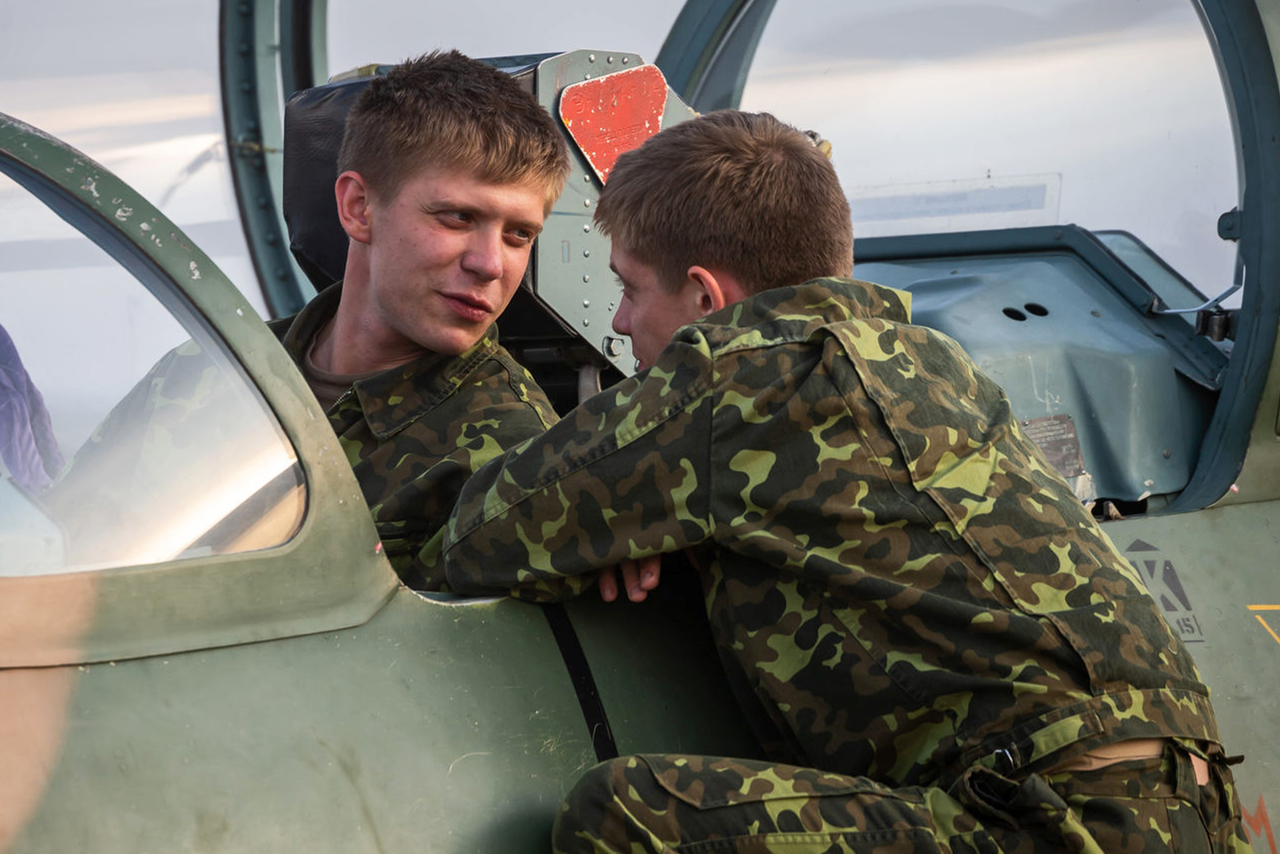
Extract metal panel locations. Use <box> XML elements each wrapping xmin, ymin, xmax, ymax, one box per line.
<box><xmin>3</xmin><ymin>592</ymin><xmax>590</xmax><ymax>853</ymax></box>
<box><xmin>855</xmin><ymin>248</ymin><xmax>1221</xmax><ymax>504</ymax></box>
<box><xmin>532</xmin><ymin>51</ymin><xmax>698</xmax><ymax>376</ymax></box>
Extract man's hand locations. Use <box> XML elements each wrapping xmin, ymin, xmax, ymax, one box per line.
<box><xmin>598</xmin><ymin>556</ymin><xmax>662</xmax><ymax>602</ymax></box>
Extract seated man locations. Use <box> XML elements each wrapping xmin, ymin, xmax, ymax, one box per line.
<box><xmin>442</xmin><ymin>111</ymin><xmax>1250</xmax><ymax>852</ymax></box>
<box><xmin>272</xmin><ymin>50</ymin><xmax>568</xmax><ymax>587</ymax></box>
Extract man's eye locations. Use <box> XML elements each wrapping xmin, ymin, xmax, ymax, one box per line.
<box><xmin>506</xmin><ymin>228</ymin><xmax>536</xmax><ymax>246</ymax></box>
<box><xmin>439</xmin><ymin>211</ymin><xmax>470</xmax><ymax>226</ymax></box>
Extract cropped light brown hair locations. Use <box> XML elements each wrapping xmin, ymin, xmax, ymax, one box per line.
<box><xmin>594</xmin><ymin>111</ymin><xmax>853</xmax><ymax>293</ymax></box>
<box><xmin>337</xmin><ymin>50</ymin><xmax>570</xmax><ymax>209</ymax></box>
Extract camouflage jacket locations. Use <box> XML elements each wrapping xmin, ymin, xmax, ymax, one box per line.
<box><xmin>443</xmin><ymin>277</ymin><xmax>1220</xmax><ymax>787</ymax></box>
<box><xmin>273</xmin><ymin>284</ymin><xmax>558</xmax><ymax>588</ymax></box>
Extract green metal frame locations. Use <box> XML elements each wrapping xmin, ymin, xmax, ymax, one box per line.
<box><xmin>1176</xmin><ymin>0</ymin><xmax>1280</xmax><ymax>511</ymax></box>
<box><xmin>655</xmin><ymin>0</ymin><xmax>778</xmax><ymax>111</ymax></box>
<box><xmin>219</xmin><ymin>0</ymin><xmax>315</xmax><ymax>317</ymax></box>
<box><xmin>279</xmin><ymin>0</ymin><xmax>328</xmax><ymax>99</ymax></box>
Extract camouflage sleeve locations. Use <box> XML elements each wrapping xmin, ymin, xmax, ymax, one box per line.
<box><xmin>375</xmin><ymin>359</ymin><xmax>560</xmax><ymax>588</ymax></box>
<box><xmin>443</xmin><ymin>335</ymin><xmax>718</xmax><ymax>602</ymax></box>
<box><xmin>395</xmin><ymin>391</ymin><xmax>558</xmax><ymax>587</ymax></box>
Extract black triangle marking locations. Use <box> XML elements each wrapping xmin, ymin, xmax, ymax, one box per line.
<box><xmin>1125</xmin><ymin>539</ymin><xmax>1159</xmax><ymax>552</ymax></box>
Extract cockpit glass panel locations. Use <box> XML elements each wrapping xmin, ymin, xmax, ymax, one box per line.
<box><xmin>741</xmin><ymin>0</ymin><xmax>1240</xmax><ymax>298</ymax></box>
<box><xmin>324</xmin><ymin>0</ymin><xmax>687</xmax><ymax>78</ymax></box>
<box><xmin>0</xmin><ymin>171</ymin><xmax>305</xmax><ymax>577</ymax></box>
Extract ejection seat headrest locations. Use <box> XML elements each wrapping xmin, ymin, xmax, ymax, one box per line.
<box><xmin>282</xmin><ymin>77</ymin><xmax>371</xmax><ymax>290</ymax></box>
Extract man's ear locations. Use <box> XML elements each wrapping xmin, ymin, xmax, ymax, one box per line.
<box><xmin>335</xmin><ymin>171</ymin><xmax>373</xmax><ymax>244</ymax></box>
<box><xmin>687</xmin><ymin>266</ymin><xmax>747</xmax><ymax>317</ymax></box>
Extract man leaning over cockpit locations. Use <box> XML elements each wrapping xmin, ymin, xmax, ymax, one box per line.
<box><xmin>442</xmin><ymin>110</ymin><xmax>1252</xmax><ymax>853</ymax></box>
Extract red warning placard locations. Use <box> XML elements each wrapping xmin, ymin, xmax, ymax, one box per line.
<box><xmin>559</xmin><ymin>64</ymin><xmax>669</xmax><ymax>184</ymax></box>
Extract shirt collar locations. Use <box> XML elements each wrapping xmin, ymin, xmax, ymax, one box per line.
<box><xmin>695</xmin><ymin>278</ymin><xmax>913</xmax><ymax>349</ymax></box>
<box><xmin>281</xmin><ymin>283</ymin><xmax>501</xmax><ymax>439</ymax></box>
<box><xmin>277</xmin><ymin>282</ymin><xmax>343</xmax><ymax>362</ymax></box>
<box><xmin>350</xmin><ymin>330</ymin><xmax>500</xmax><ymax>439</ymax></box>
<box><xmin>729</xmin><ymin>277</ymin><xmax>912</xmax><ymax>325</ymax></box>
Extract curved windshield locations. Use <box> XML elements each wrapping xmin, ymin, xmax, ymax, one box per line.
<box><xmin>740</xmin><ymin>0</ymin><xmax>1239</xmax><ymax>297</ymax></box>
<box><xmin>325</xmin><ymin>0</ymin><xmax>686</xmax><ymax>75</ymax></box>
<box><xmin>0</xmin><ymin>170</ymin><xmax>305</xmax><ymax>576</ymax></box>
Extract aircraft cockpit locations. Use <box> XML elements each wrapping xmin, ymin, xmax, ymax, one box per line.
<box><xmin>2</xmin><ymin>2</ymin><xmax>1278</xmax><ymax>851</ymax></box>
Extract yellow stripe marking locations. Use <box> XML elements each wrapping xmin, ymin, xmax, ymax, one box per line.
<box><xmin>1255</xmin><ymin>615</ymin><xmax>1280</xmax><ymax>647</ymax></box>
<box><xmin>1248</xmin><ymin>605</ymin><xmax>1280</xmax><ymax>611</ymax></box>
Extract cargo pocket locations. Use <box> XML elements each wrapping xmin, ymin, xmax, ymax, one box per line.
<box><xmin>634</xmin><ymin>755</ymin><xmax>957</xmax><ymax>854</ymax></box>
<box><xmin>638</xmin><ymin>755</ymin><xmax>899</xmax><ymax>810</ymax></box>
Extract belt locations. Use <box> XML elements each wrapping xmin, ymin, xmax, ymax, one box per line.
<box><xmin>1049</xmin><ymin>737</ymin><xmax>1210</xmax><ymax>785</ymax></box>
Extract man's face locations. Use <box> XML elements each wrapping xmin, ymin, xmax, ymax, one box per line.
<box><xmin>610</xmin><ymin>245</ymin><xmax>706</xmax><ymax>372</ymax></box>
<box><xmin>363</xmin><ymin>167</ymin><xmax>546</xmax><ymax>358</ymax></box>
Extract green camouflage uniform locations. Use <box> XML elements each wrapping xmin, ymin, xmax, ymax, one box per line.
<box><xmin>442</xmin><ymin>278</ymin><xmax>1251</xmax><ymax>853</ymax></box>
<box><xmin>274</xmin><ymin>284</ymin><xmax>558</xmax><ymax>587</ymax></box>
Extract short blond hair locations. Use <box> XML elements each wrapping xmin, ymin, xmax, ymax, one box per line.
<box><xmin>594</xmin><ymin>111</ymin><xmax>853</xmax><ymax>293</ymax></box>
<box><xmin>338</xmin><ymin>50</ymin><xmax>570</xmax><ymax>208</ymax></box>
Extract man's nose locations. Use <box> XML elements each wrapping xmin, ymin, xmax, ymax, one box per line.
<box><xmin>611</xmin><ymin>301</ymin><xmax>632</xmax><ymax>336</ymax></box>
<box><xmin>462</xmin><ymin>229</ymin><xmax>504</xmax><ymax>281</ymax></box>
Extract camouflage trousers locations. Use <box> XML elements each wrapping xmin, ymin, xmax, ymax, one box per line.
<box><xmin>552</xmin><ymin>746</ymin><xmax>1254</xmax><ymax>853</ymax></box>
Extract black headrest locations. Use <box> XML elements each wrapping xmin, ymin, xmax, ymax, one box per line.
<box><xmin>282</xmin><ymin>77</ymin><xmax>371</xmax><ymax>290</ymax></box>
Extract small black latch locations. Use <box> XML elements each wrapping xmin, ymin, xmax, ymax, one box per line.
<box><xmin>1195</xmin><ymin>307</ymin><xmax>1236</xmax><ymax>341</ymax></box>
<box><xmin>1218</xmin><ymin>208</ymin><xmax>1241</xmax><ymax>241</ymax></box>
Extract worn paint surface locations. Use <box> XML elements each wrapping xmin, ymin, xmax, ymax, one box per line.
<box><xmin>560</xmin><ymin>64</ymin><xmax>668</xmax><ymax>184</ymax></box>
